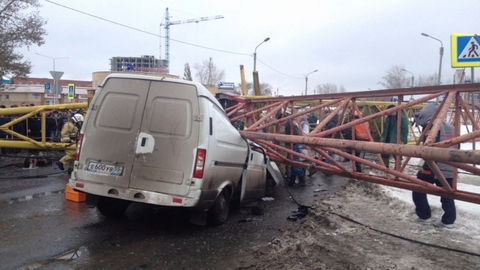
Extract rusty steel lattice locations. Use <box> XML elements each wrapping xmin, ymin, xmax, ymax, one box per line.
<box><xmin>220</xmin><ymin>83</ymin><xmax>480</xmax><ymax>204</ymax></box>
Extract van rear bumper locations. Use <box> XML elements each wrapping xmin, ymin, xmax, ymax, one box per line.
<box><xmin>69</xmin><ymin>179</ymin><xmax>215</xmax><ymax>210</ymax></box>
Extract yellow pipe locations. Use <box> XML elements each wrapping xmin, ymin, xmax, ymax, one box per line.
<box><xmin>0</xmin><ymin>103</ymin><xmax>87</xmax><ymax>150</ymax></box>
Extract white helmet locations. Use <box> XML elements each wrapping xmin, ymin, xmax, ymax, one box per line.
<box><xmin>71</xmin><ymin>113</ymin><xmax>84</xmax><ymax>123</ymax></box>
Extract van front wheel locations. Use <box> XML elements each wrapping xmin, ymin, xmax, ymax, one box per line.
<box><xmin>208</xmin><ymin>189</ymin><xmax>230</xmax><ymax>226</ymax></box>
<box><xmin>97</xmin><ymin>197</ymin><xmax>130</xmax><ymax>217</ymax></box>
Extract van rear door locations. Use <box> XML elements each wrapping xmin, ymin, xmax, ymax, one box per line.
<box><xmin>129</xmin><ymin>81</ymin><xmax>199</xmax><ymax>196</ymax></box>
<box><xmin>79</xmin><ymin>77</ymin><xmax>150</xmax><ymax>189</ymax></box>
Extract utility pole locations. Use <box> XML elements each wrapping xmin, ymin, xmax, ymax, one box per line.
<box><xmin>304</xmin><ymin>70</ymin><xmax>318</xmax><ymax>95</ymax></box>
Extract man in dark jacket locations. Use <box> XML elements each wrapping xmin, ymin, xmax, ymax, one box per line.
<box><xmin>412</xmin><ymin>103</ymin><xmax>456</xmax><ymax>228</ymax></box>
<box><xmin>381</xmin><ymin>105</ymin><xmax>409</xmax><ymax>168</ymax></box>
<box><xmin>307</xmin><ymin>113</ymin><xmax>318</xmax><ymax>131</ymax></box>
<box><xmin>324</xmin><ymin>114</ymin><xmax>339</xmax><ymax>165</ymax></box>
<box><xmin>284</xmin><ymin>115</ymin><xmax>306</xmax><ymax>188</ymax></box>
<box><xmin>28</xmin><ymin>113</ymin><xmax>42</xmax><ymax>141</ymax></box>
<box><xmin>47</xmin><ymin>111</ymin><xmax>63</xmax><ymax>142</ymax></box>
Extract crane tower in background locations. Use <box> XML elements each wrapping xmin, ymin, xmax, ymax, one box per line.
<box><xmin>161</xmin><ymin>8</ymin><xmax>224</xmax><ymax>71</ymax></box>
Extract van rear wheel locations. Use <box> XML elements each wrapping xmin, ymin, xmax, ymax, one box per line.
<box><xmin>208</xmin><ymin>189</ymin><xmax>230</xmax><ymax>226</ymax></box>
<box><xmin>97</xmin><ymin>197</ymin><xmax>130</xmax><ymax>217</ymax></box>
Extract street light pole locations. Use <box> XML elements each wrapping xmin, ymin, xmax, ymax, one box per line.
<box><xmin>401</xmin><ymin>68</ymin><xmax>414</xmax><ymax>88</ymax></box>
<box><xmin>421</xmin><ymin>33</ymin><xmax>444</xmax><ymax>85</ymax></box>
<box><xmin>421</xmin><ymin>33</ymin><xmax>444</xmax><ymax>103</ymax></box>
<box><xmin>35</xmin><ymin>53</ymin><xmax>69</xmax><ymax>105</ymax></box>
<box><xmin>304</xmin><ymin>70</ymin><xmax>318</xmax><ymax>95</ymax></box>
<box><xmin>253</xmin><ymin>37</ymin><xmax>270</xmax><ymax>72</ymax></box>
<box><xmin>35</xmin><ymin>53</ymin><xmax>69</xmax><ymax>73</ymax></box>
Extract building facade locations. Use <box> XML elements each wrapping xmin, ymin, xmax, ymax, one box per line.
<box><xmin>0</xmin><ymin>54</ymin><xmax>198</xmax><ymax>107</ymax></box>
<box><xmin>0</xmin><ymin>78</ymin><xmax>91</xmax><ymax>107</ymax></box>
<box><xmin>110</xmin><ymin>55</ymin><xmax>169</xmax><ymax>74</ymax></box>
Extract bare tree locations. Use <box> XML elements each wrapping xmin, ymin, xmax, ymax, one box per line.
<box><xmin>314</xmin><ymin>83</ymin><xmax>346</xmax><ymax>94</ymax></box>
<box><xmin>417</xmin><ymin>73</ymin><xmax>438</xmax><ymax>87</ymax></box>
<box><xmin>183</xmin><ymin>63</ymin><xmax>192</xmax><ymax>81</ymax></box>
<box><xmin>238</xmin><ymin>82</ymin><xmax>273</xmax><ymax>96</ymax></box>
<box><xmin>193</xmin><ymin>57</ymin><xmax>225</xmax><ymax>87</ymax></box>
<box><xmin>0</xmin><ymin>0</ymin><xmax>47</xmax><ymax>79</ymax></box>
<box><xmin>378</xmin><ymin>65</ymin><xmax>410</xmax><ymax>89</ymax></box>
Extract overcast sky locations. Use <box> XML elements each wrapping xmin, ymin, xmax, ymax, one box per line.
<box><xmin>20</xmin><ymin>0</ymin><xmax>480</xmax><ymax>96</ymax></box>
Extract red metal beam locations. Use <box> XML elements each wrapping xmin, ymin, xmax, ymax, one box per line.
<box><xmin>223</xmin><ymin>84</ymin><xmax>480</xmax><ymax>204</ymax></box>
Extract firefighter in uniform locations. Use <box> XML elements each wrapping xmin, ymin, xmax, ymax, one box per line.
<box><xmin>56</xmin><ymin>113</ymin><xmax>84</xmax><ymax>174</ymax></box>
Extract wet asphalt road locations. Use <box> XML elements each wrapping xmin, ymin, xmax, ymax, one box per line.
<box><xmin>0</xmin><ymin>156</ymin><xmax>348</xmax><ymax>270</ymax></box>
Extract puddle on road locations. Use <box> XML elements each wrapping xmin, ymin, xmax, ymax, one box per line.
<box><xmin>18</xmin><ymin>247</ymin><xmax>85</xmax><ymax>270</ymax></box>
<box><xmin>1</xmin><ymin>190</ymin><xmax>64</xmax><ymax>205</ymax></box>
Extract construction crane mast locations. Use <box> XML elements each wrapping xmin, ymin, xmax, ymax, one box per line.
<box><xmin>161</xmin><ymin>8</ymin><xmax>224</xmax><ymax>71</ymax></box>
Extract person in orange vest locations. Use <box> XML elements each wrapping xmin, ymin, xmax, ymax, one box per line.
<box><xmin>352</xmin><ymin>110</ymin><xmax>371</xmax><ymax>172</ymax></box>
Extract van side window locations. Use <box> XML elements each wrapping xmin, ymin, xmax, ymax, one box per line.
<box><xmin>212</xmin><ymin>104</ymin><xmax>240</xmax><ymax>143</ymax></box>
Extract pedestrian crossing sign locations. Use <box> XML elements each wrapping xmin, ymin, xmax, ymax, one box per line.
<box><xmin>68</xmin><ymin>84</ymin><xmax>75</xmax><ymax>100</ymax></box>
<box><xmin>451</xmin><ymin>33</ymin><xmax>480</xmax><ymax>67</ymax></box>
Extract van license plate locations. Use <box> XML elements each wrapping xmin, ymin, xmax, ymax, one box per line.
<box><xmin>87</xmin><ymin>162</ymin><xmax>123</xmax><ymax>176</ymax></box>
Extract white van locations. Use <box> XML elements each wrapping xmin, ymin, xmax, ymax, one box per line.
<box><xmin>69</xmin><ymin>74</ymin><xmax>281</xmax><ymax>225</ymax></box>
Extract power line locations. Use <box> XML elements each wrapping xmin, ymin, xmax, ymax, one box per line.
<box><xmin>256</xmin><ymin>58</ymin><xmax>303</xmax><ymax>79</ymax></box>
<box><xmin>45</xmin><ymin>0</ymin><xmax>249</xmax><ymax>56</ymax></box>
<box><xmin>44</xmin><ymin>0</ymin><xmax>302</xmax><ymax>79</ymax></box>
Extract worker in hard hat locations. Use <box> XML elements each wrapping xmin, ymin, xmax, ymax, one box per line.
<box><xmin>56</xmin><ymin>113</ymin><xmax>84</xmax><ymax>174</ymax></box>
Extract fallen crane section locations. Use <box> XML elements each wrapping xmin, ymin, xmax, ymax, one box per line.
<box><xmin>219</xmin><ymin>83</ymin><xmax>480</xmax><ymax>204</ymax></box>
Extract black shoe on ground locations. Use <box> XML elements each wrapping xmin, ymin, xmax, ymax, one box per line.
<box><xmin>56</xmin><ymin>161</ymin><xmax>65</xmax><ymax>171</ymax></box>
<box><xmin>293</xmin><ymin>177</ymin><xmax>306</xmax><ymax>188</ymax></box>
<box><xmin>292</xmin><ymin>183</ymin><xmax>306</xmax><ymax>189</ymax></box>
<box><xmin>286</xmin><ymin>175</ymin><xmax>296</xmax><ymax>186</ymax></box>
<box><xmin>307</xmin><ymin>171</ymin><xmax>317</xmax><ymax>177</ymax></box>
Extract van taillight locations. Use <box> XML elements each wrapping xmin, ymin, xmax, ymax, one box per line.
<box><xmin>193</xmin><ymin>149</ymin><xmax>206</xmax><ymax>179</ymax></box>
<box><xmin>75</xmin><ymin>134</ymin><xmax>84</xmax><ymax>161</ymax></box>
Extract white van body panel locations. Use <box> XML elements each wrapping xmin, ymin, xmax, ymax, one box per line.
<box><xmin>70</xmin><ymin>74</ymin><xmax>270</xmax><ymax>213</ymax></box>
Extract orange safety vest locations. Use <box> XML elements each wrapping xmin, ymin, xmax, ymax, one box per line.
<box><xmin>354</xmin><ymin>122</ymin><xmax>371</xmax><ymax>140</ymax></box>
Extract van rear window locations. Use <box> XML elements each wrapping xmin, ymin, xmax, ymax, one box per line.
<box><xmin>96</xmin><ymin>93</ymin><xmax>140</xmax><ymax>131</ymax></box>
<box><xmin>147</xmin><ymin>97</ymin><xmax>192</xmax><ymax>138</ymax></box>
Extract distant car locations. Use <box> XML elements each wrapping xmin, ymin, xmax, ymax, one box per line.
<box><xmin>70</xmin><ymin>74</ymin><xmax>281</xmax><ymax>225</ymax></box>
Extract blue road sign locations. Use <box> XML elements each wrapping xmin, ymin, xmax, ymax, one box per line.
<box><xmin>451</xmin><ymin>33</ymin><xmax>480</xmax><ymax>67</ymax></box>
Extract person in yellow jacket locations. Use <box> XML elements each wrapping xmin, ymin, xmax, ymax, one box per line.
<box><xmin>56</xmin><ymin>113</ymin><xmax>84</xmax><ymax>174</ymax></box>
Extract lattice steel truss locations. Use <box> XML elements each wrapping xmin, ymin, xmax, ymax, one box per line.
<box><xmin>220</xmin><ymin>83</ymin><xmax>480</xmax><ymax>204</ymax></box>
